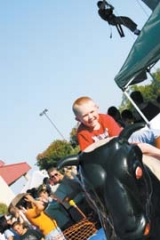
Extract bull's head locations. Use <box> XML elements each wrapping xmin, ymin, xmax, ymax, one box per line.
<box><xmin>57</xmin><ymin>123</ymin><xmax>153</xmax><ymax>240</ymax></box>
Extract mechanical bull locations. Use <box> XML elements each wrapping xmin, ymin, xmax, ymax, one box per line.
<box><xmin>57</xmin><ymin>123</ymin><xmax>160</xmax><ymax>240</ymax></box>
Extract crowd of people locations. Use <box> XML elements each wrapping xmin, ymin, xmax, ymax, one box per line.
<box><xmin>130</xmin><ymin>90</ymin><xmax>160</xmax><ymax>122</ymax></box>
<box><xmin>0</xmin><ymin>167</ymin><xmax>100</xmax><ymax>240</ymax></box>
<box><xmin>107</xmin><ymin>91</ymin><xmax>160</xmax><ymax>127</ymax></box>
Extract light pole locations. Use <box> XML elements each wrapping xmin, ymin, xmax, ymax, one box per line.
<box><xmin>39</xmin><ymin>109</ymin><xmax>66</xmax><ymax>141</ymax></box>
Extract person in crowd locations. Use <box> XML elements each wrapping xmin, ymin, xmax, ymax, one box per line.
<box><xmin>47</xmin><ymin>167</ymin><xmax>95</xmax><ymax>222</ymax></box>
<box><xmin>47</xmin><ymin>168</ymin><xmax>82</xmax><ymax>202</ymax></box>
<box><xmin>107</xmin><ymin>106</ymin><xmax>125</xmax><ymax>127</ymax></box>
<box><xmin>63</xmin><ymin>166</ymin><xmax>78</xmax><ymax>179</ymax></box>
<box><xmin>72</xmin><ymin>96</ymin><xmax>160</xmax><ymax>159</ymax></box>
<box><xmin>130</xmin><ymin>90</ymin><xmax>160</xmax><ymax>121</ymax></box>
<box><xmin>47</xmin><ymin>168</ymin><xmax>64</xmax><ymax>193</ymax></box>
<box><xmin>12</xmin><ymin>221</ymin><xmax>44</xmax><ymax>240</ymax></box>
<box><xmin>37</xmin><ymin>184</ymin><xmax>53</xmax><ymax>203</ymax></box>
<box><xmin>121</xmin><ymin>109</ymin><xmax>135</xmax><ymax>126</ymax></box>
<box><xmin>97</xmin><ymin>0</ymin><xmax>140</xmax><ymax>37</ymax></box>
<box><xmin>42</xmin><ymin>177</ymin><xmax>52</xmax><ymax>196</ymax></box>
<box><xmin>120</xmin><ymin>105</ymin><xmax>160</xmax><ymax>148</ymax></box>
<box><xmin>36</xmin><ymin>184</ymin><xmax>74</xmax><ymax>231</ymax></box>
<box><xmin>8</xmin><ymin>204</ymin><xmax>30</xmax><ymax>228</ymax></box>
<box><xmin>0</xmin><ymin>215</ymin><xmax>20</xmax><ymax>240</ymax></box>
<box><xmin>20</xmin><ymin>194</ymin><xmax>66</xmax><ymax>240</ymax></box>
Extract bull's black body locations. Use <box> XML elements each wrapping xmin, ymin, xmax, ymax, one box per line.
<box><xmin>57</xmin><ymin>123</ymin><xmax>160</xmax><ymax>240</ymax></box>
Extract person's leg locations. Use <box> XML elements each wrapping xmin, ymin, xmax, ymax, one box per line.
<box><xmin>143</xmin><ymin>155</ymin><xmax>160</xmax><ymax>181</ymax></box>
<box><xmin>137</xmin><ymin>142</ymin><xmax>160</xmax><ymax>160</ymax></box>
<box><xmin>45</xmin><ymin>227</ymin><xmax>66</xmax><ymax>240</ymax></box>
<box><xmin>115</xmin><ymin>24</ymin><xmax>125</xmax><ymax>37</ymax></box>
<box><xmin>116</xmin><ymin>16</ymin><xmax>138</xmax><ymax>32</ymax></box>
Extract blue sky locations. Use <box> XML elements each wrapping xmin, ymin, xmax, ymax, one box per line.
<box><xmin>0</xmin><ymin>1</ymin><xmax>152</xmax><ymax>193</ymax></box>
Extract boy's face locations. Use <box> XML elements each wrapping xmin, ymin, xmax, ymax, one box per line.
<box><xmin>76</xmin><ymin>101</ymin><xmax>99</xmax><ymax>129</ymax></box>
<box><xmin>13</xmin><ymin>224</ymin><xmax>23</xmax><ymax>235</ymax></box>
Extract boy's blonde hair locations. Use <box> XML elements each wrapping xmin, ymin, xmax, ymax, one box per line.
<box><xmin>72</xmin><ymin>96</ymin><xmax>94</xmax><ymax>115</ymax></box>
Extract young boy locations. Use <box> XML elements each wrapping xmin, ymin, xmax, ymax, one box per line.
<box><xmin>72</xmin><ymin>96</ymin><xmax>160</xmax><ymax>159</ymax></box>
<box><xmin>12</xmin><ymin>221</ymin><xmax>44</xmax><ymax>240</ymax></box>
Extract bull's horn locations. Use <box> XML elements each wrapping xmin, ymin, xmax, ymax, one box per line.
<box><xmin>57</xmin><ymin>154</ymin><xmax>79</xmax><ymax>170</ymax></box>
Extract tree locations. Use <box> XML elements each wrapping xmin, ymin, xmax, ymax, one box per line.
<box><xmin>0</xmin><ymin>202</ymin><xmax>8</xmax><ymax>215</ymax></box>
<box><xmin>69</xmin><ymin>124</ymin><xmax>79</xmax><ymax>148</ymax></box>
<box><xmin>36</xmin><ymin>139</ymin><xmax>79</xmax><ymax>170</ymax></box>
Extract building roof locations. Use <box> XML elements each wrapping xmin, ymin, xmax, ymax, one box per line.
<box><xmin>0</xmin><ymin>162</ymin><xmax>31</xmax><ymax>186</ymax></box>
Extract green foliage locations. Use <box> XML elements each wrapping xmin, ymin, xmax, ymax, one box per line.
<box><xmin>0</xmin><ymin>202</ymin><xmax>8</xmax><ymax>215</ymax></box>
<box><xmin>36</xmin><ymin>139</ymin><xmax>79</xmax><ymax>170</ymax></box>
<box><xmin>69</xmin><ymin>124</ymin><xmax>79</xmax><ymax>148</ymax></box>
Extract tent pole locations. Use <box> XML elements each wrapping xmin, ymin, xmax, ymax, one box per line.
<box><xmin>124</xmin><ymin>90</ymin><xmax>150</xmax><ymax>127</ymax></box>
<box><xmin>147</xmin><ymin>70</ymin><xmax>160</xmax><ymax>86</ymax></box>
